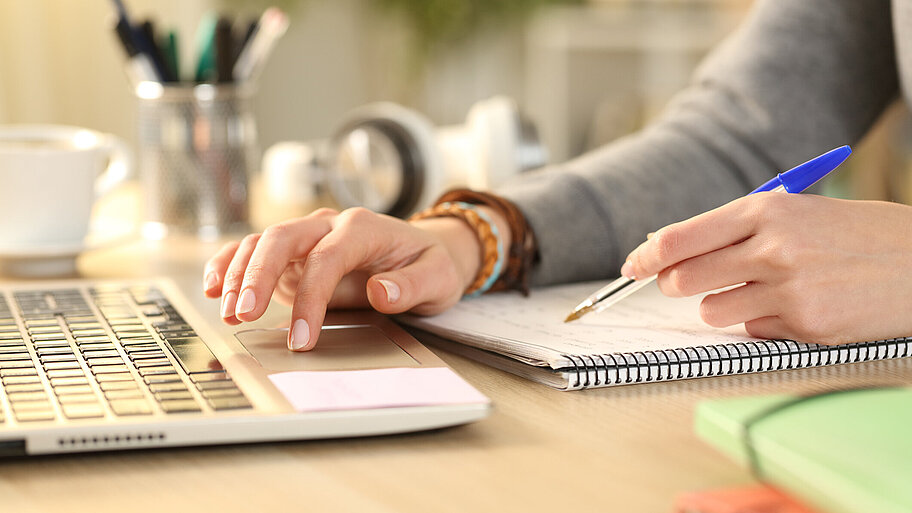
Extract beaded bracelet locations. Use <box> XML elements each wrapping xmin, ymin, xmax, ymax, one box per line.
<box><xmin>436</xmin><ymin>189</ymin><xmax>537</xmax><ymax>296</ymax></box>
<box><xmin>409</xmin><ymin>201</ymin><xmax>505</xmax><ymax>297</ymax></box>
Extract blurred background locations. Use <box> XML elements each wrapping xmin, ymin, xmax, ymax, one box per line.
<box><xmin>1</xmin><ymin>0</ymin><xmax>910</xmax><ymax>230</ymax></box>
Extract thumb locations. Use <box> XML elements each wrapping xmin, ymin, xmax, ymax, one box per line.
<box><xmin>366</xmin><ymin>246</ymin><xmax>464</xmax><ymax>316</ymax></box>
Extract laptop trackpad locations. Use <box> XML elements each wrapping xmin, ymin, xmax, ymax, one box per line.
<box><xmin>235</xmin><ymin>326</ymin><xmax>420</xmax><ymax>371</ymax></box>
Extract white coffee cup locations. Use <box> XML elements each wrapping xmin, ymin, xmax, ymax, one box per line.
<box><xmin>0</xmin><ymin>125</ymin><xmax>132</xmax><ymax>249</ymax></box>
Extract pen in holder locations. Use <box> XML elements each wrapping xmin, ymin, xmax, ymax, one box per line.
<box><xmin>135</xmin><ymin>82</ymin><xmax>258</xmax><ymax>240</ymax></box>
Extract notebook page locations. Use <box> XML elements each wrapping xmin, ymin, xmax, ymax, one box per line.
<box><xmin>401</xmin><ymin>280</ymin><xmax>760</xmax><ymax>368</ymax></box>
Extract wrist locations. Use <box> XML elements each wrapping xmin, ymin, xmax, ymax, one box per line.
<box><xmin>410</xmin><ymin>205</ymin><xmax>510</xmax><ymax>292</ymax></box>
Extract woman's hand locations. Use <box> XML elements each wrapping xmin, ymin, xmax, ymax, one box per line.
<box><xmin>622</xmin><ymin>193</ymin><xmax>912</xmax><ymax>345</ymax></box>
<box><xmin>203</xmin><ymin>207</ymin><xmax>506</xmax><ymax>351</ymax></box>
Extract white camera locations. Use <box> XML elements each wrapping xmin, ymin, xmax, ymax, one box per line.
<box><xmin>262</xmin><ymin>96</ymin><xmax>547</xmax><ymax>218</ymax></box>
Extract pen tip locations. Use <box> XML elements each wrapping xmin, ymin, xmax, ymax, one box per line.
<box><xmin>564</xmin><ymin>307</ymin><xmax>589</xmax><ymax>323</ymax></box>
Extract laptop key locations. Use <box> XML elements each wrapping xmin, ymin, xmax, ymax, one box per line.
<box><xmin>92</xmin><ymin>365</ymin><xmax>131</xmax><ymax>374</ymax></box>
<box><xmin>154</xmin><ymin>390</ymin><xmax>194</xmax><ymax>401</ymax></box>
<box><xmin>104</xmin><ymin>389</ymin><xmax>144</xmax><ymax>400</ymax></box>
<box><xmin>53</xmin><ymin>385</ymin><xmax>95</xmax><ymax>396</ymax></box>
<box><xmin>148</xmin><ymin>382</ymin><xmax>190</xmax><ymax>393</ymax></box>
<box><xmin>32</xmin><ymin>340</ymin><xmax>71</xmax><ymax>348</ymax></box>
<box><xmin>188</xmin><ymin>371</ymin><xmax>229</xmax><ymax>383</ymax></box>
<box><xmin>207</xmin><ymin>396</ymin><xmax>252</xmax><ymax>410</ymax></box>
<box><xmin>128</xmin><ymin>351</ymin><xmax>168</xmax><ymax>360</ymax></box>
<box><xmin>137</xmin><ymin>366</ymin><xmax>177</xmax><ymax>376</ymax></box>
<box><xmin>2</xmin><ymin>375</ymin><xmax>41</xmax><ymax>385</ymax></box>
<box><xmin>99</xmin><ymin>380</ymin><xmax>141</xmax><ymax>391</ymax></box>
<box><xmin>57</xmin><ymin>394</ymin><xmax>99</xmax><ymax>404</ymax></box>
<box><xmin>50</xmin><ymin>376</ymin><xmax>90</xmax><ymax>387</ymax></box>
<box><xmin>94</xmin><ymin>372</ymin><xmax>134</xmax><ymax>382</ymax></box>
<box><xmin>195</xmin><ymin>380</ymin><xmax>238</xmax><ymax>391</ymax></box>
<box><xmin>81</xmin><ymin>350</ymin><xmax>121</xmax><ymax>358</ymax></box>
<box><xmin>0</xmin><ymin>352</ymin><xmax>31</xmax><ymax>361</ymax></box>
<box><xmin>43</xmin><ymin>361</ymin><xmax>81</xmax><ymax>371</ymax></box>
<box><xmin>163</xmin><ymin>337</ymin><xmax>224</xmax><ymax>374</ymax></box>
<box><xmin>38</xmin><ymin>354</ymin><xmax>79</xmax><ymax>363</ymax></box>
<box><xmin>35</xmin><ymin>347</ymin><xmax>75</xmax><ymax>356</ymax></box>
<box><xmin>1</xmin><ymin>368</ymin><xmax>39</xmax><ymax>378</ymax></box>
<box><xmin>4</xmin><ymin>383</ymin><xmax>46</xmax><ymax>393</ymax></box>
<box><xmin>7</xmin><ymin>391</ymin><xmax>48</xmax><ymax>402</ymax></box>
<box><xmin>11</xmin><ymin>400</ymin><xmax>52</xmax><ymax>412</ymax></box>
<box><xmin>0</xmin><ymin>360</ymin><xmax>34</xmax><ymax>369</ymax></box>
<box><xmin>144</xmin><ymin>374</ymin><xmax>183</xmax><ymax>384</ymax></box>
<box><xmin>159</xmin><ymin>399</ymin><xmax>202</xmax><ymax>413</ymax></box>
<box><xmin>46</xmin><ymin>369</ymin><xmax>86</xmax><ymax>379</ymax></box>
<box><xmin>14</xmin><ymin>409</ymin><xmax>55</xmax><ymax>422</ymax></box>
<box><xmin>61</xmin><ymin>402</ymin><xmax>105</xmax><ymax>419</ymax></box>
<box><xmin>109</xmin><ymin>399</ymin><xmax>152</xmax><ymax>416</ymax></box>
<box><xmin>86</xmin><ymin>357</ymin><xmax>126</xmax><ymax>367</ymax></box>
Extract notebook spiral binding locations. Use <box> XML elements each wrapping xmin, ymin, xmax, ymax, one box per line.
<box><xmin>561</xmin><ymin>338</ymin><xmax>912</xmax><ymax>390</ymax></box>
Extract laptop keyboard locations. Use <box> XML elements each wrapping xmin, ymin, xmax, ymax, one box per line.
<box><xmin>0</xmin><ymin>283</ymin><xmax>251</xmax><ymax>425</ymax></box>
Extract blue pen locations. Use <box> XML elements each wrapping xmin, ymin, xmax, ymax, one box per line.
<box><xmin>564</xmin><ymin>145</ymin><xmax>853</xmax><ymax>322</ymax></box>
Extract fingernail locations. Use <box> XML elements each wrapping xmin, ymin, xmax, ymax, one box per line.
<box><xmin>378</xmin><ymin>279</ymin><xmax>400</xmax><ymax>303</ymax></box>
<box><xmin>221</xmin><ymin>291</ymin><xmax>237</xmax><ymax>319</ymax></box>
<box><xmin>289</xmin><ymin>319</ymin><xmax>311</xmax><ymax>351</ymax></box>
<box><xmin>236</xmin><ymin>289</ymin><xmax>256</xmax><ymax>315</ymax></box>
<box><xmin>620</xmin><ymin>259</ymin><xmax>637</xmax><ymax>280</ymax></box>
<box><xmin>646</xmin><ymin>232</ymin><xmax>655</xmax><ymax>240</ymax></box>
<box><xmin>204</xmin><ymin>272</ymin><xmax>218</xmax><ymax>292</ymax></box>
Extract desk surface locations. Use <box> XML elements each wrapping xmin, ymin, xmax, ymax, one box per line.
<box><xmin>2</xmin><ymin>234</ymin><xmax>910</xmax><ymax>513</ymax></box>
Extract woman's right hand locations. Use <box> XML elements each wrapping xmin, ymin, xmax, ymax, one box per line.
<box><xmin>202</xmin><ymin>207</ymin><xmax>503</xmax><ymax>352</ymax></box>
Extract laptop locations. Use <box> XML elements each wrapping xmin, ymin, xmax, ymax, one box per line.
<box><xmin>0</xmin><ymin>278</ymin><xmax>490</xmax><ymax>456</ymax></box>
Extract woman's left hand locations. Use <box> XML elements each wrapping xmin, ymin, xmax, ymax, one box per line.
<box><xmin>622</xmin><ymin>193</ymin><xmax>912</xmax><ymax>345</ymax></box>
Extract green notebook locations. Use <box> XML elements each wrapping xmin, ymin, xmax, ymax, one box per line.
<box><xmin>695</xmin><ymin>388</ymin><xmax>912</xmax><ymax>513</ymax></box>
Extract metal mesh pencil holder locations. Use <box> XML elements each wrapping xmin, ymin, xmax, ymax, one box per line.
<box><xmin>136</xmin><ymin>83</ymin><xmax>258</xmax><ymax>240</ymax></box>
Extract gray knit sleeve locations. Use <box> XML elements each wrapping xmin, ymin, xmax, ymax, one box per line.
<box><xmin>498</xmin><ymin>0</ymin><xmax>898</xmax><ymax>286</ymax></box>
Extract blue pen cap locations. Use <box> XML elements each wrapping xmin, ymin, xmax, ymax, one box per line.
<box><xmin>752</xmin><ymin>145</ymin><xmax>852</xmax><ymax>194</ymax></box>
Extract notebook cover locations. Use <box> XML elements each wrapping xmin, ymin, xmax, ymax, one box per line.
<box><xmin>694</xmin><ymin>388</ymin><xmax>912</xmax><ymax>513</ymax></box>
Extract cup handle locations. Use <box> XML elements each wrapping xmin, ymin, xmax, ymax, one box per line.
<box><xmin>94</xmin><ymin>133</ymin><xmax>134</xmax><ymax>197</ymax></box>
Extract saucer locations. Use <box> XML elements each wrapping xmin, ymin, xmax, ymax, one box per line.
<box><xmin>0</xmin><ymin>232</ymin><xmax>136</xmax><ymax>278</ymax></box>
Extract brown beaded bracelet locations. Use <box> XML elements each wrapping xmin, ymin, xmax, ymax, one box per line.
<box><xmin>435</xmin><ymin>189</ymin><xmax>538</xmax><ymax>296</ymax></box>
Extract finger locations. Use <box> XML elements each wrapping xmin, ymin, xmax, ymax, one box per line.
<box><xmin>327</xmin><ymin>272</ymin><xmax>371</xmax><ymax>310</ymax></box>
<box><xmin>220</xmin><ymin>234</ymin><xmax>262</xmax><ymax>325</ymax></box>
<box><xmin>203</xmin><ymin>241</ymin><xmax>240</xmax><ymax>298</ymax></box>
<box><xmin>656</xmin><ymin>237</ymin><xmax>763</xmax><ymax>297</ymax></box>
<box><xmin>235</xmin><ymin>213</ymin><xmax>335</xmax><ymax>322</ymax></box>
<box><xmin>365</xmin><ymin>245</ymin><xmax>463</xmax><ymax>315</ymax></box>
<box><xmin>287</xmin><ymin>219</ymin><xmax>375</xmax><ymax>351</ymax></box>
<box><xmin>698</xmin><ymin>282</ymin><xmax>778</xmax><ymax>328</ymax></box>
<box><xmin>274</xmin><ymin>263</ymin><xmax>302</xmax><ymax>306</ymax></box>
<box><xmin>744</xmin><ymin>316</ymin><xmax>793</xmax><ymax>341</ymax></box>
<box><xmin>625</xmin><ymin>194</ymin><xmax>764</xmax><ymax>279</ymax></box>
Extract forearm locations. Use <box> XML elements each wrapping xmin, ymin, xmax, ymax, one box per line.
<box><xmin>499</xmin><ymin>0</ymin><xmax>898</xmax><ymax>287</ymax></box>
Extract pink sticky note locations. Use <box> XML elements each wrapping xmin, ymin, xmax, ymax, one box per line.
<box><xmin>268</xmin><ymin>367</ymin><xmax>489</xmax><ymax>412</ymax></box>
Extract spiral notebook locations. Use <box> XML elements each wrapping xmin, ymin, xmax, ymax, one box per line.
<box><xmin>399</xmin><ymin>281</ymin><xmax>912</xmax><ymax>390</ymax></box>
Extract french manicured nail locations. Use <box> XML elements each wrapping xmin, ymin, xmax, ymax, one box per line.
<box><xmin>236</xmin><ymin>289</ymin><xmax>256</xmax><ymax>315</ymax></box>
<box><xmin>620</xmin><ymin>259</ymin><xmax>636</xmax><ymax>279</ymax></box>
<box><xmin>204</xmin><ymin>272</ymin><xmax>218</xmax><ymax>292</ymax></box>
<box><xmin>378</xmin><ymin>279</ymin><xmax>400</xmax><ymax>304</ymax></box>
<box><xmin>289</xmin><ymin>319</ymin><xmax>311</xmax><ymax>351</ymax></box>
<box><xmin>221</xmin><ymin>291</ymin><xmax>237</xmax><ymax>318</ymax></box>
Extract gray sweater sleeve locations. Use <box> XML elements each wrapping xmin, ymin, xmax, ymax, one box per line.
<box><xmin>498</xmin><ymin>0</ymin><xmax>899</xmax><ymax>286</ymax></box>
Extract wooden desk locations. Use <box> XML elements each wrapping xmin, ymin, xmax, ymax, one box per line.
<box><xmin>2</xmin><ymin>235</ymin><xmax>910</xmax><ymax>513</ymax></box>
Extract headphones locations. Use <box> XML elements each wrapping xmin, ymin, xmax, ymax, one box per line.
<box><xmin>262</xmin><ymin>96</ymin><xmax>548</xmax><ymax>218</ymax></box>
